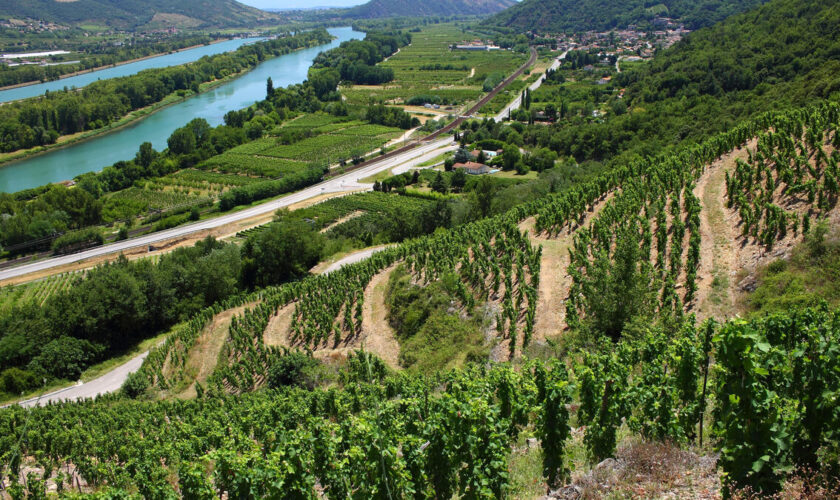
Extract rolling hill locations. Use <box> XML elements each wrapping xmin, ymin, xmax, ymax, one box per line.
<box><xmin>0</xmin><ymin>0</ymin><xmax>279</xmax><ymax>29</ymax></box>
<box><xmin>345</xmin><ymin>0</ymin><xmax>517</xmax><ymax>19</ymax></box>
<box><xmin>486</xmin><ymin>0</ymin><xmax>769</xmax><ymax>32</ymax></box>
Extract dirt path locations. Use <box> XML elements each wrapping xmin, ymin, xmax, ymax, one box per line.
<box><xmin>264</xmin><ymin>303</ymin><xmax>296</xmax><ymax>348</ymax></box>
<box><xmin>262</xmin><ymin>266</ymin><xmax>400</xmax><ymax>370</ymax></box>
<box><xmin>520</xmin><ymin>194</ymin><xmax>613</xmax><ymax>341</ymax></box>
<box><xmin>693</xmin><ymin>147</ymin><xmax>749</xmax><ymax>320</ymax></box>
<box><xmin>176</xmin><ymin>304</ymin><xmax>252</xmax><ymax>398</ymax></box>
<box><xmin>359</xmin><ymin>265</ymin><xmax>400</xmax><ymax>369</ymax></box>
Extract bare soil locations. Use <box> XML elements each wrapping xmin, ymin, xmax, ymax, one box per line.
<box><xmin>175</xmin><ymin>304</ymin><xmax>253</xmax><ymax>399</ymax></box>
<box><xmin>359</xmin><ymin>265</ymin><xmax>401</xmax><ymax>369</ymax></box>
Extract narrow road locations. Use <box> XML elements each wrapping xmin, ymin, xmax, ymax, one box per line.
<box><xmin>495</xmin><ymin>51</ymin><xmax>567</xmax><ymax>122</ymax></box>
<box><xmin>321</xmin><ymin>245</ymin><xmax>392</xmax><ymax>275</ymax></box>
<box><xmin>4</xmin><ymin>351</ymin><xmax>149</xmax><ymax>409</ymax></box>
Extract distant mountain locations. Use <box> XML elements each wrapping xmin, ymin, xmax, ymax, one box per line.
<box><xmin>345</xmin><ymin>0</ymin><xmax>516</xmax><ymax>19</ymax></box>
<box><xmin>486</xmin><ymin>0</ymin><xmax>769</xmax><ymax>32</ymax></box>
<box><xmin>0</xmin><ymin>0</ymin><xmax>280</xmax><ymax>29</ymax></box>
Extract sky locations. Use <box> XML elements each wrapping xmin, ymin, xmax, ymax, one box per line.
<box><xmin>239</xmin><ymin>0</ymin><xmax>366</xmax><ymax>9</ymax></box>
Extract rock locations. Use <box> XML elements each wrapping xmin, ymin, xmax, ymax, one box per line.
<box><xmin>738</xmin><ymin>275</ymin><xmax>758</xmax><ymax>292</ymax></box>
<box><xmin>596</xmin><ymin>458</ymin><xmax>618</xmax><ymax>471</ymax></box>
<box><xmin>546</xmin><ymin>485</ymin><xmax>583</xmax><ymax>499</ymax></box>
<box><xmin>526</xmin><ymin>437</ymin><xmax>539</xmax><ymax>449</ymax></box>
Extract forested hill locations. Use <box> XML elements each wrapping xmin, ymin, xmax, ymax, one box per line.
<box><xmin>0</xmin><ymin>0</ymin><xmax>279</xmax><ymax>29</ymax></box>
<box><xmin>486</xmin><ymin>0</ymin><xmax>768</xmax><ymax>32</ymax></box>
<box><xmin>345</xmin><ymin>0</ymin><xmax>516</xmax><ymax>19</ymax></box>
<box><xmin>545</xmin><ymin>0</ymin><xmax>840</xmax><ymax>166</ymax></box>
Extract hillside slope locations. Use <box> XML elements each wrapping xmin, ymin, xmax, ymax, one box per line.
<box><xmin>0</xmin><ymin>0</ymin><xmax>279</xmax><ymax>29</ymax></box>
<box><xmin>346</xmin><ymin>0</ymin><xmax>516</xmax><ymax>19</ymax></box>
<box><xmin>486</xmin><ymin>0</ymin><xmax>767</xmax><ymax>31</ymax></box>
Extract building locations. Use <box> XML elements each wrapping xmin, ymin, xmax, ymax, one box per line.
<box><xmin>454</xmin><ymin>162</ymin><xmax>491</xmax><ymax>175</ymax></box>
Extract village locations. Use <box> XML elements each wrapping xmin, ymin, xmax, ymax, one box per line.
<box><xmin>536</xmin><ymin>17</ymin><xmax>691</xmax><ymax>63</ymax></box>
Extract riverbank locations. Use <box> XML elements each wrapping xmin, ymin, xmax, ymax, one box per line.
<box><xmin>0</xmin><ymin>36</ymin><xmax>333</xmax><ymax>171</ymax></box>
<box><xmin>0</xmin><ymin>74</ymin><xmax>231</xmax><ymax>168</ymax></box>
<box><xmin>0</xmin><ymin>38</ymin><xmax>230</xmax><ymax>93</ymax></box>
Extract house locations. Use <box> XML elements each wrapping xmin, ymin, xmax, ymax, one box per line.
<box><xmin>454</xmin><ymin>162</ymin><xmax>491</xmax><ymax>175</ymax></box>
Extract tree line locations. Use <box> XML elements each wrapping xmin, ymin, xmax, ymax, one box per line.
<box><xmin>0</xmin><ymin>29</ymin><xmax>333</xmax><ymax>153</ymax></box>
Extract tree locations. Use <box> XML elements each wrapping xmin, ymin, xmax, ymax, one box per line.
<box><xmin>431</xmin><ymin>172</ymin><xmax>448</xmax><ymax>194</ymax></box>
<box><xmin>444</xmin><ymin>158</ymin><xmax>455</xmax><ymax>172</ymax></box>
<box><xmin>267</xmin><ymin>352</ymin><xmax>318</xmax><ymax>389</ymax></box>
<box><xmin>470</xmin><ymin>176</ymin><xmax>497</xmax><ymax>218</ymax></box>
<box><xmin>241</xmin><ymin>219</ymin><xmax>324</xmax><ymax>288</ymax></box>
<box><xmin>502</xmin><ymin>145</ymin><xmax>521</xmax><ymax>171</ymax></box>
<box><xmin>451</xmin><ymin>168</ymin><xmax>467</xmax><ymax>192</ymax></box>
<box><xmin>544</xmin><ymin>103</ymin><xmax>558</xmax><ymax>121</ymax></box>
<box><xmin>135</xmin><ymin>142</ymin><xmax>157</xmax><ymax>168</ymax></box>
<box><xmin>454</xmin><ymin>148</ymin><xmax>473</xmax><ymax>164</ymax></box>
<box><xmin>419</xmin><ymin>200</ymin><xmax>452</xmax><ymax>234</ymax></box>
<box><xmin>167</xmin><ymin>127</ymin><xmax>196</xmax><ymax>156</ymax></box>
<box><xmin>266</xmin><ymin>77</ymin><xmax>274</xmax><ymax>99</ymax></box>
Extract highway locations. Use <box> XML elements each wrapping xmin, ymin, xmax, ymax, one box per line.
<box><xmin>0</xmin><ymin>137</ymin><xmax>456</xmax><ymax>282</ymax></box>
<box><xmin>0</xmin><ymin>47</ymin><xmax>544</xmax><ymax>283</ymax></box>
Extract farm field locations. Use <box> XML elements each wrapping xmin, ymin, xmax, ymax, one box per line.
<box><xmin>0</xmin><ymin>271</ymin><xmax>83</xmax><ymax>314</ymax></box>
<box><xmin>98</xmin><ymin>114</ymin><xmax>403</xmax><ymax>225</ymax></box>
<box><xmin>341</xmin><ymin>24</ymin><xmax>528</xmax><ymax>112</ymax></box>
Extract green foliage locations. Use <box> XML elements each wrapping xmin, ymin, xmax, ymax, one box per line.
<box><xmin>0</xmin><ymin>238</ymin><xmax>243</xmax><ymax>383</ymax></box>
<box><xmin>713</xmin><ymin>307</ymin><xmax>840</xmax><ymax>496</ymax></box>
<box><xmin>748</xmin><ymin>223</ymin><xmax>840</xmax><ymax>315</ymax></box>
<box><xmin>121</xmin><ymin>370</ymin><xmax>149</xmax><ymax>399</ymax></box>
<box><xmin>267</xmin><ymin>352</ymin><xmax>319</xmax><ymax>389</ymax></box>
<box><xmin>486</xmin><ymin>0</ymin><xmax>767</xmax><ymax>32</ymax></box>
<box><xmin>241</xmin><ymin>218</ymin><xmax>324</xmax><ymax>288</ymax></box>
<box><xmin>535</xmin><ymin>360</ymin><xmax>573</xmax><ymax>488</ymax></box>
<box><xmin>51</xmin><ymin>227</ymin><xmax>104</xmax><ymax>255</ymax></box>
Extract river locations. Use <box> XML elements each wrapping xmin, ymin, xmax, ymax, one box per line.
<box><xmin>0</xmin><ymin>27</ymin><xmax>363</xmax><ymax>193</ymax></box>
<box><xmin>0</xmin><ymin>37</ymin><xmax>264</xmax><ymax>104</ymax></box>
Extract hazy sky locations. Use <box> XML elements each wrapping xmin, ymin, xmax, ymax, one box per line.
<box><xmin>239</xmin><ymin>0</ymin><xmax>366</xmax><ymax>9</ymax></box>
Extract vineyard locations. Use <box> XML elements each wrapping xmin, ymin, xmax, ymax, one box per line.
<box><xmin>237</xmin><ymin>192</ymin><xmax>435</xmax><ymax>239</ymax></box>
<box><xmin>1</xmin><ymin>100</ymin><xmax>840</xmax><ymax>497</ymax></box>
<box><xmin>341</xmin><ymin>24</ymin><xmax>528</xmax><ymax>108</ymax></box>
<box><xmin>0</xmin><ymin>272</ymin><xmax>83</xmax><ymax>314</ymax></box>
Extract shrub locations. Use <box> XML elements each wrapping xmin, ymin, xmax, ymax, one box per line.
<box><xmin>0</xmin><ymin>367</ymin><xmax>39</xmax><ymax>394</ymax></box>
<box><xmin>267</xmin><ymin>352</ymin><xmax>318</xmax><ymax>389</ymax></box>
<box><xmin>122</xmin><ymin>370</ymin><xmax>149</xmax><ymax>399</ymax></box>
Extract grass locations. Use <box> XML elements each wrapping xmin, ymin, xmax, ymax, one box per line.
<box><xmin>492</xmin><ymin>169</ymin><xmax>539</xmax><ymax>180</ymax></box>
<box><xmin>743</xmin><ymin>223</ymin><xmax>840</xmax><ymax>316</ymax></box>
<box><xmin>417</xmin><ymin>151</ymin><xmax>453</xmax><ymax>168</ymax></box>
<box><xmin>358</xmin><ymin>169</ymin><xmax>394</xmax><ymax>184</ymax></box>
